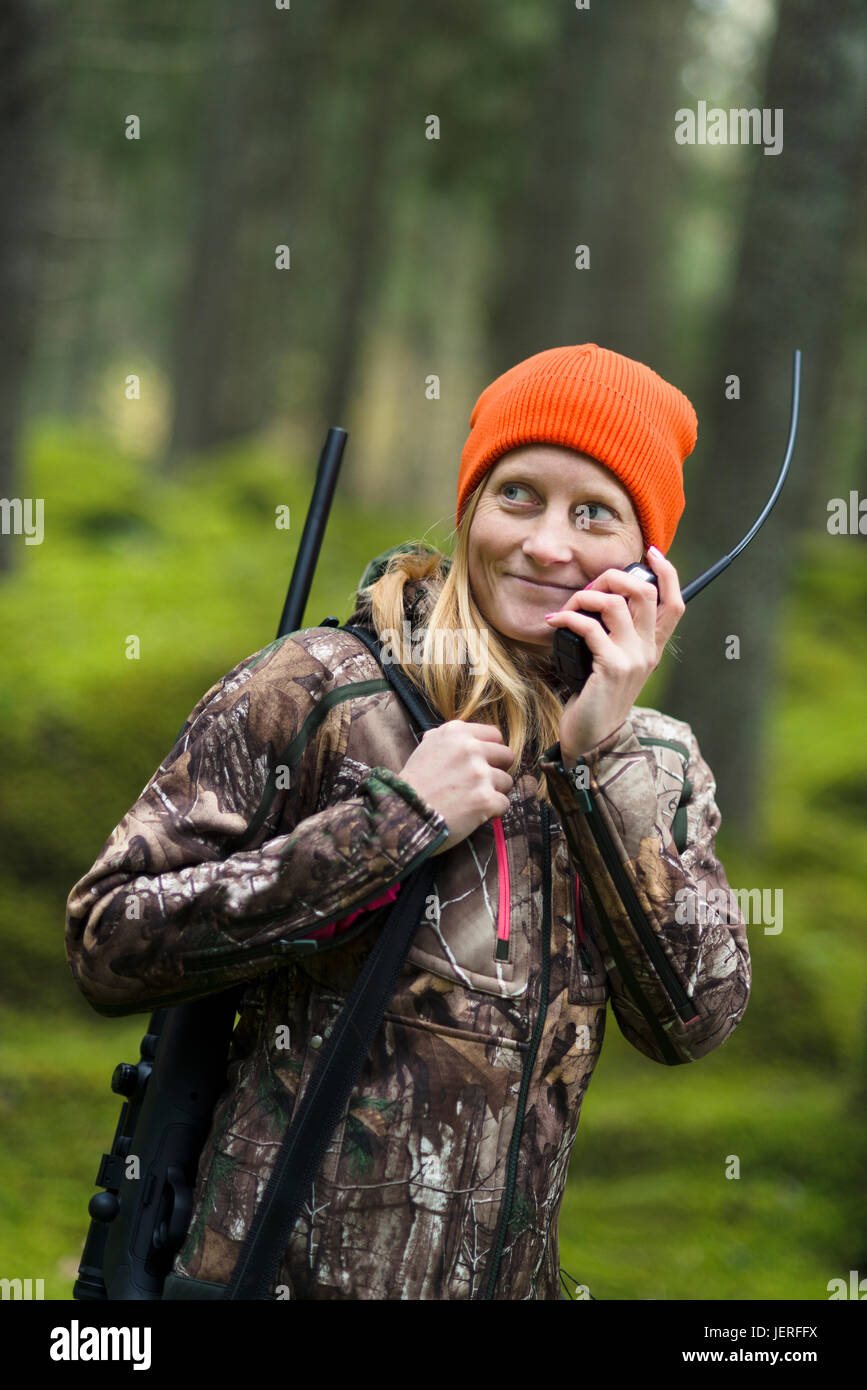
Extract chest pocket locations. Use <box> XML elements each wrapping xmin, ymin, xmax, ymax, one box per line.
<box><xmin>406</xmin><ymin>815</ymin><xmax>533</xmax><ymax>998</ymax></box>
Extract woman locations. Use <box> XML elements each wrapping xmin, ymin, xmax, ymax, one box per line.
<box><xmin>66</xmin><ymin>343</ymin><xmax>751</xmax><ymax>1301</ymax></box>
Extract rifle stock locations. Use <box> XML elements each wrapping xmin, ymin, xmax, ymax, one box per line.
<box><xmin>73</xmin><ymin>427</ymin><xmax>348</xmax><ymax>1300</ymax></box>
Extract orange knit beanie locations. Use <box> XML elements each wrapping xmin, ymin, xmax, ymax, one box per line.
<box><xmin>456</xmin><ymin>344</ymin><xmax>697</xmax><ymax>554</ymax></box>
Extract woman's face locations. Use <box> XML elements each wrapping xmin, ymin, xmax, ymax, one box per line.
<box><xmin>467</xmin><ymin>445</ymin><xmax>645</xmax><ymax>655</ymax></box>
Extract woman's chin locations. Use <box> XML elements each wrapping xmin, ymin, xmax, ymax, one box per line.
<box><xmin>495</xmin><ymin>620</ymin><xmax>554</xmax><ymax>653</ymax></box>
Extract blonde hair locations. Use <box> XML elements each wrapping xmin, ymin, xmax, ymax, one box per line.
<box><xmin>362</xmin><ymin>481</ymin><xmax>569</xmax><ymax>798</ymax></box>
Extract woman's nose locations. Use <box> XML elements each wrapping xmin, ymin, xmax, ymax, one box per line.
<box><xmin>521</xmin><ymin>519</ymin><xmax>575</xmax><ymax>565</ymax></box>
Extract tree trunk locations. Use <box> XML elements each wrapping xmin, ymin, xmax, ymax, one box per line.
<box><xmin>0</xmin><ymin>0</ymin><xmax>48</xmax><ymax>572</ymax></box>
<box><xmin>165</xmin><ymin>0</ymin><xmax>262</xmax><ymax>466</ymax></box>
<box><xmin>313</xmin><ymin>4</ymin><xmax>414</xmax><ymax>505</ymax></box>
<box><xmin>486</xmin><ymin>0</ymin><xmax>693</xmax><ymax>377</ymax></box>
<box><xmin>662</xmin><ymin>0</ymin><xmax>867</xmax><ymax>847</ymax></box>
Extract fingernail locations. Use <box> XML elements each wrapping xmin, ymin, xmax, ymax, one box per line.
<box><xmin>648</xmin><ymin>545</ymin><xmax>662</xmax><ymax>558</ymax></box>
<box><xmin>544</xmin><ymin>613</ymin><xmax>557</xmax><ymax>620</ymax></box>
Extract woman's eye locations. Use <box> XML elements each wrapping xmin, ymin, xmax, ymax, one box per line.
<box><xmin>576</xmin><ymin>502</ymin><xmax>615</xmax><ymax>525</ymax></box>
<box><xmin>501</xmin><ymin>483</ymin><xmax>531</xmax><ymax>502</ymax></box>
<box><xmin>499</xmin><ymin>486</ymin><xmax>615</xmax><ymax>523</ymax></box>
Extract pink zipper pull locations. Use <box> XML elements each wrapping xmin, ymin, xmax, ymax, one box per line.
<box><xmin>492</xmin><ymin>818</ymin><xmax>511</xmax><ymax>961</ymax></box>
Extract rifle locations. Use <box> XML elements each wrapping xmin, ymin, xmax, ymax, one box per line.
<box><xmin>73</xmin><ymin>427</ymin><xmax>348</xmax><ymax>1300</ymax></box>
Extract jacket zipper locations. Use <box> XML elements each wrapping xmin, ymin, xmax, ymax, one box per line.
<box><xmin>492</xmin><ymin>818</ymin><xmax>510</xmax><ymax>962</ymax></box>
<box><xmin>482</xmin><ymin>799</ymin><xmax>552</xmax><ymax>1299</ymax></box>
<box><xmin>572</xmin><ymin>773</ymin><xmax>699</xmax><ymax>1026</ymax></box>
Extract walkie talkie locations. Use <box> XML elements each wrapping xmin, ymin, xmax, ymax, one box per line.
<box><xmin>552</xmin><ymin>350</ymin><xmax>802</xmax><ymax>695</ymax></box>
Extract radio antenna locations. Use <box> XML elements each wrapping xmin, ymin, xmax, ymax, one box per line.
<box><xmin>681</xmin><ymin>349</ymin><xmax>801</xmax><ymax>603</ymax></box>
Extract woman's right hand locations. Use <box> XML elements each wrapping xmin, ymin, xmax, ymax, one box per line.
<box><xmin>398</xmin><ymin>721</ymin><xmax>515</xmax><ymax>856</ymax></box>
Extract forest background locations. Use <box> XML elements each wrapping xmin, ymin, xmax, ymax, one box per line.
<box><xmin>1</xmin><ymin>0</ymin><xmax>866</xmax><ymax>1301</ymax></box>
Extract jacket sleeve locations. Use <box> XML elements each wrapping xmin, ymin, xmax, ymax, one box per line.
<box><xmin>537</xmin><ymin>717</ymin><xmax>750</xmax><ymax>1066</ymax></box>
<box><xmin>65</xmin><ymin>637</ymin><xmax>449</xmax><ymax>1019</ymax></box>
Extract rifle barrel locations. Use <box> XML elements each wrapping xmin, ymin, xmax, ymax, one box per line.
<box><xmin>276</xmin><ymin>427</ymin><xmax>347</xmax><ymax>639</ymax></box>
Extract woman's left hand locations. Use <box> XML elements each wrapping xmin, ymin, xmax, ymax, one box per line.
<box><xmin>545</xmin><ymin>545</ymin><xmax>685</xmax><ymax>761</ymax></box>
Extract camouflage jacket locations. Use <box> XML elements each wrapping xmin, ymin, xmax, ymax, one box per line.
<box><xmin>65</xmin><ymin>550</ymin><xmax>751</xmax><ymax>1300</ymax></box>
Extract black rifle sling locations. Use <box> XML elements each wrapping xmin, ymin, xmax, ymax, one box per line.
<box><xmin>223</xmin><ymin>624</ymin><xmax>443</xmax><ymax>1299</ymax></box>
<box><xmin>343</xmin><ymin>622</ymin><xmax>445</xmax><ymax>731</ymax></box>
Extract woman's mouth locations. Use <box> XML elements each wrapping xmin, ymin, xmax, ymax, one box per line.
<box><xmin>507</xmin><ymin>574</ymin><xmax>578</xmax><ymax>596</ymax></box>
